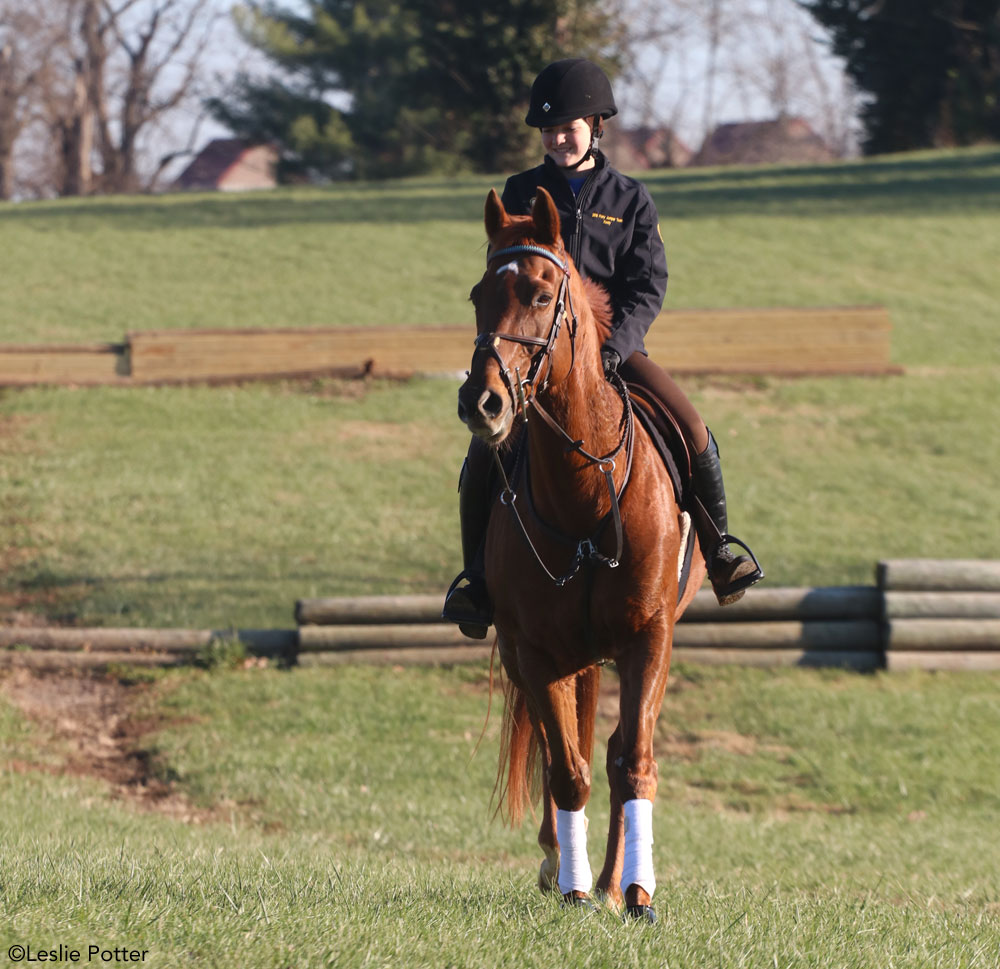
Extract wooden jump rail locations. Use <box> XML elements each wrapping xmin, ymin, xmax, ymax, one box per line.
<box><xmin>0</xmin><ymin>628</ymin><xmax>297</xmax><ymax>673</ymax></box>
<box><xmin>0</xmin><ymin>306</ymin><xmax>899</xmax><ymax>386</ymax></box>
<box><xmin>294</xmin><ymin>560</ymin><xmax>1000</xmax><ymax>671</ymax></box>
<box><xmin>3</xmin><ymin>561</ymin><xmax>996</xmax><ymax>671</ymax></box>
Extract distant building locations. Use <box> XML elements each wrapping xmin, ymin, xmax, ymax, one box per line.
<box><xmin>692</xmin><ymin>117</ymin><xmax>835</xmax><ymax>167</ymax></box>
<box><xmin>601</xmin><ymin>125</ymin><xmax>692</xmax><ymax>170</ymax></box>
<box><xmin>173</xmin><ymin>139</ymin><xmax>278</xmax><ymax>191</ymax></box>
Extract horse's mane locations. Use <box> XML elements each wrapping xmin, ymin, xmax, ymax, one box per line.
<box><xmin>492</xmin><ymin>215</ymin><xmax>614</xmax><ymax>345</ymax></box>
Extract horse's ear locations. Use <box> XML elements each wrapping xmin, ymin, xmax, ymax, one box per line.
<box><xmin>531</xmin><ymin>187</ymin><xmax>561</xmax><ymax>246</ymax></box>
<box><xmin>484</xmin><ymin>189</ymin><xmax>510</xmax><ymax>239</ymax></box>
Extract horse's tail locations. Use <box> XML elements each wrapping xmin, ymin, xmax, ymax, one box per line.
<box><xmin>491</xmin><ymin>654</ymin><xmax>540</xmax><ymax>826</ymax></box>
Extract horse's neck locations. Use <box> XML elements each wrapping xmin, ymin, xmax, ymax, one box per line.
<box><xmin>526</xmin><ymin>349</ymin><xmax>625</xmax><ymax>526</ymax></box>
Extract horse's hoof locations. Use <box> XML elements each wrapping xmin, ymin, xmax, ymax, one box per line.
<box><xmin>538</xmin><ymin>853</ymin><xmax>559</xmax><ymax>894</ymax></box>
<box><xmin>624</xmin><ymin>904</ymin><xmax>657</xmax><ymax>924</ymax></box>
<box><xmin>562</xmin><ymin>892</ymin><xmax>599</xmax><ymax>913</ymax></box>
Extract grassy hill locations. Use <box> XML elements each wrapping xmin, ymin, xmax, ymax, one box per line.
<box><xmin>0</xmin><ymin>148</ymin><xmax>998</xmax><ymax>628</ymax></box>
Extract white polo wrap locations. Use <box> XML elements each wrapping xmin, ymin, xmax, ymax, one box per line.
<box><xmin>555</xmin><ymin>808</ymin><xmax>592</xmax><ymax>895</ymax></box>
<box><xmin>621</xmin><ymin>798</ymin><xmax>656</xmax><ymax>898</ymax></box>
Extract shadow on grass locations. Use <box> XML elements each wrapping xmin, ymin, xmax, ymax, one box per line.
<box><xmin>3</xmin><ymin>150</ymin><xmax>998</xmax><ymax>230</ymax></box>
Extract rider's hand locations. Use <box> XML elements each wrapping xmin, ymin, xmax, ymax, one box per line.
<box><xmin>601</xmin><ymin>348</ymin><xmax>621</xmax><ymax>376</ymax></box>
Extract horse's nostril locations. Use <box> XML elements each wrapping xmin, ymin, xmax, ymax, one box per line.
<box><xmin>479</xmin><ymin>390</ymin><xmax>504</xmax><ymax>420</ymax></box>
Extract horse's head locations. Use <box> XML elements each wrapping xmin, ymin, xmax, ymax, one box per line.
<box><xmin>458</xmin><ymin>187</ymin><xmax>577</xmax><ymax>446</ymax></box>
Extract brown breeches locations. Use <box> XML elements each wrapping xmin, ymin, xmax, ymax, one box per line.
<box><xmin>618</xmin><ymin>352</ymin><xmax>709</xmax><ymax>455</ymax></box>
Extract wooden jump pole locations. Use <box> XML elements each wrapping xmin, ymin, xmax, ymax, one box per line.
<box><xmin>295</xmin><ymin>586</ymin><xmax>882</xmax><ymax>627</ymax></box>
<box><xmin>296</xmin><ymin>618</ymin><xmax>882</xmax><ymax>653</ymax></box>
<box><xmin>877</xmin><ymin>559</ymin><xmax>1000</xmax><ymax>592</ymax></box>
<box><xmin>883</xmin><ymin>592</ymin><xmax>1000</xmax><ymax>620</ymax></box>
<box><xmin>673</xmin><ymin>620</ymin><xmax>881</xmax><ymax>651</ymax></box>
<box><xmin>297</xmin><ymin>623</ymin><xmax>470</xmax><ymax>652</ymax></box>
<box><xmin>884</xmin><ymin>619</ymin><xmax>1000</xmax><ymax>651</ymax></box>
<box><xmin>295</xmin><ymin>594</ymin><xmax>445</xmax><ymax>626</ymax></box>
<box><xmin>0</xmin><ymin>650</ymin><xmax>189</xmax><ymax>671</ymax></box>
<box><xmin>0</xmin><ymin>628</ymin><xmax>297</xmax><ymax>656</ymax></box>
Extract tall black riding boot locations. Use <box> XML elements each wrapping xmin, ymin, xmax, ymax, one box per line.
<box><xmin>691</xmin><ymin>430</ymin><xmax>764</xmax><ymax>606</ymax></box>
<box><xmin>441</xmin><ymin>440</ymin><xmax>494</xmax><ymax>639</ymax></box>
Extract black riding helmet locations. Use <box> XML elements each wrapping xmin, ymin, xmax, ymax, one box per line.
<box><xmin>525</xmin><ymin>58</ymin><xmax>618</xmax><ymax>128</ymax></box>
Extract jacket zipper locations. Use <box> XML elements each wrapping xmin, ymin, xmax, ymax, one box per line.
<box><xmin>570</xmin><ymin>167</ymin><xmax>600</xmax><ymax>267</ymax></box>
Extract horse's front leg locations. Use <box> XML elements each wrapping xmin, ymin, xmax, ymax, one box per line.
<box><xmin>595</xmin><ymin>720</ymin><xmax>625</xmax><ymax>906</ymax></box>
<box><xmin>533</xmin><ymin>716</ymin><xmax>559</xmax><ymax>893</ymax></box>
<box><xmin>528</xmin><ymin>663</ymin><xmax>601</xmax><ymax>905</ymax></box>
<box><xmin>608</xmin><ymin>621</ymin><xmax>673</xmax><ymax>922</ymax></box>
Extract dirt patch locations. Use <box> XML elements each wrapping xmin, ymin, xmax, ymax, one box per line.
<box><xmin>0</xmin><ymin>669</ymin><xmax>217</xmax><ymax>823</ymax></box>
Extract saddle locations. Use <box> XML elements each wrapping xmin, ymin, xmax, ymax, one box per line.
<box><xmin>624</xmin><ymin>381</ymin><xmax>710</xmax><ymax>599</ymax></box>
<box><xmin>623</xmin><ymin>380</ymin><xmax>692</xmax><ymax>507</ymax></box>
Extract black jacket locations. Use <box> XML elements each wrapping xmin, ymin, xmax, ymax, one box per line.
<box><xmin>501</xmin><ymin>153</ymin><xmax>668</xmax><ymax>361</ymax></box>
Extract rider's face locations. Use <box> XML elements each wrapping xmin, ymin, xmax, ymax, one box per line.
<box><xmin>540</xmin><ymin>118</ymin><xmax>594</xmax><ymax>169</ymax></box>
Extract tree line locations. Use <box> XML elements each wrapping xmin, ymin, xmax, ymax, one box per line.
<box><xmin>0</xmin><ymin>0</ymin><xmax>997</xmax><ymax>199</ymax></box>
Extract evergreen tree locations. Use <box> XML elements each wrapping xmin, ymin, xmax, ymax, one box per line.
<box><xmin>800</xmin><ymin>0</ymin><xmax>1000</xmax><ymax>153</ymax></box>
<box><xmin>209</xmin><ymin>0</ymin><xmax>620</xmax><ymax>179</ymax></box>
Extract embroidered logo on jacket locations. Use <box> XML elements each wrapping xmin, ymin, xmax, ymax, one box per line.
<box><xmin>590</xmin><ymin>211</ymin><xmax>623</xmax><ymax>227</ymax></box>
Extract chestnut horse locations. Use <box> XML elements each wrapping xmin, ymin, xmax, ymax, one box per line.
<box><xmin>457</xmin><ymin>187</ymin><xmax>707</xmax><ymax>920</ymax></box>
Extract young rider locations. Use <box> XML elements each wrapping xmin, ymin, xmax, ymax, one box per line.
<box><xmin>443</xmin><ymin>58</ymin><xmax>763</xmax><ymax>638</ymax></box>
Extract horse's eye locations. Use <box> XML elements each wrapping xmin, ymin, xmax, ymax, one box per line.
<box><xmin>534</xmin><ymin>293</ymin><xmax>553</xmax><ymax>307</ymax></box>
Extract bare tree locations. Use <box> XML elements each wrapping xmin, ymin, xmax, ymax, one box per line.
<box><xmin>96</xmin><ymin>0</ymin><xmax>217</xmax><ymax>192</ymax></box>
<box><xmin>616</xmin><ymin>0</ymin><xmax>858</xmax><ymax>158</ymax></box>
<box><xmin>4</xmin><ymin>0</ymin><xmax>220</xmax><ymax>198</ymax></box>
<box><xmin>0</xmin><ymin>5</ymin><xmax>61</xmax><ymax>199</ymax></box>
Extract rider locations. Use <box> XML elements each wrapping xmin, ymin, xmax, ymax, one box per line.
<box><xmin>443</xmin><ymin>57</ymin><xmax>763</xmax><ymax>638</ymax></box>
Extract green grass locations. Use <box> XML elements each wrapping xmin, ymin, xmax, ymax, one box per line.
<box><xmin>0</xmin><ymin>379</ymin><xmax>468</xmax><ymax>627</ymax></box>
<box><xmin>1</xmin><ymin>365</ymin><xmax>997</xmax><ymax>627</ymax></box>
<box><xmin>1</xmin><ymin>146</ymin><xmax>998</xmax><ymax>626</ymax></box>
<box><xmin>2</xmin><ymin>148</ymin><xmax>998</xmax><ymax>362</ymax></box>
<box><xmin>1</xmin><ymin>663</ymin><xmax>999</xmax><ymax>967</ymax></box>
<box><xmin>2</xmin><ymin>148</ymin><xmax>1000</xmax><ymax>966</ymax></box>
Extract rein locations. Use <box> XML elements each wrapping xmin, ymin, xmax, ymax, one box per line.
<box><xmin>475</xmin><ymin>242</ymin><xmax>635</xmax><ymax>587</ymax></box>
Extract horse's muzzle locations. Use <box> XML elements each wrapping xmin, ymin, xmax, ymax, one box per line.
<box><xmin>457</xmin><ymin>378</ymin><xmax>512</xmax><ymax>443</ymax></box>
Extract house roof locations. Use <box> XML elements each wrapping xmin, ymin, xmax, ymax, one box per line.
<box><xmin>173</xmin><ymin>138</ymin><xmax>276</xmax><ymax>190</ymax></box>
<box><xmin>692</xmin><ymin>117</ymin><xmax>834</xmax><ymax>167</ymax></box>
<box><xmin>601</xmin><ymin>125</ymin><xmax>692</xmax><ymax>170</ymax></box>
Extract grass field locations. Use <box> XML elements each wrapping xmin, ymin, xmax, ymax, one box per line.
<box><xmin>1</xmin><ymin>147</ymin><xmax>998</xmax><ymax>627</ymax></box>
<box><xmin>1</xmin><ymin>148</ymin><xmax>999</xmax><ymax>966</ymax></box>
<box><xmin>1</xmin><ymin>662</ymin><xmax>998</xmax><ymax>967</ymax></box>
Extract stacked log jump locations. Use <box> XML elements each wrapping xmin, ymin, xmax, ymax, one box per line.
<box><xmin>880</xmin><ymin>559</ymin><xmax>1000</xmax><ymax>671</ymax></box>
<box><xmin>3</xmin><ymin>561</ymin><xmax>996</xmax><ymax>672</ymax></box>
<box><xmin>294</xmin><ymin>585</ymin><xmax>885</xmax><ymax>670</ymax></box>
<box><xmin>294</xmin><ymin>561</ymin><xmax>1000</xmax><ymax>671</ymax></box>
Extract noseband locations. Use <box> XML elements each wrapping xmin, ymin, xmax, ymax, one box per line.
<box><xmin>473</xmin><ymin>244</ymin><xmax>577</xmax><ymax>420</ymax></box>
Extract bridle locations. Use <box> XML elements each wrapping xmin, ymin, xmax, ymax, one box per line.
<box><xmin>471</xmin><ymin>241</ymin><xmax>635</xmax><ymax>586</ymax></box>
<box><xmin>473</xmin><ymin>243</ymin><xmax>577</xmax><ymax>417</ymax></box>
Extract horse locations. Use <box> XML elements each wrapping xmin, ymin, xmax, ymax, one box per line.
<box><xmin>456</xmin><ymin>186</ymin><xmax>708</xmax><ymax>921</ymax></box>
